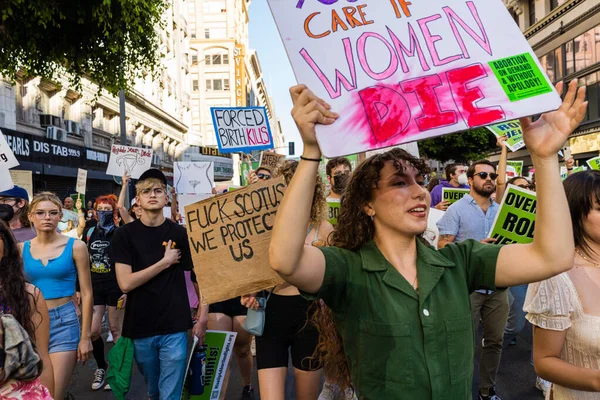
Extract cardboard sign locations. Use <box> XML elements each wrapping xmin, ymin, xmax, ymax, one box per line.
<box><xmin>267</xmin><ymin>0</ymin><xmax>560</xmax><ymax>157</ymax></box>
<box><xmin>586</xmin><ymin>156</ymin><xmax>600</xmax><ymax>171</ymax></box>
<box><xmin>211</xmin><ymin>107</ymin><xmax>274</xmax><ymax>154</ymax></box>
<box><xmin>486</xmin><ymin>120</ymin><xmax>525</xmax><ymax>152</ymax></box>
<box><xmin>182</xmin><ymin>331</ymin><xmax>237</xmax><ymax>400</ymax></box>
<box><xmin>0</xmin><ymin>130</ymin><xmax>19</xmax><ymax>170</ymax></box>
<box><xmin>260</xmin><ymin>152</ymin><xmax>286</xmax><ymax>171</ymax></box>
<box><xmin>106</xmin><ymin>145</ymin><xmax>153</xmax><ymax>179</ymax></box>
<box><xmin>184</xmin><ymin>178</ymin><xmax>286</xmax><ymax>304</ymax></box>
<box><xmin>442</xmin><ymin>187</ymin><xmax>470</xmax><ymax>204</ymax></box>
<box><xmin>9</xmin><ymin>170</ymin><xmax>33</xmax><ymax>200</ymax></box>
<box><xmin>327</xmin><ymin>198</ymin><xmax>341</xmax><ymax>225</ymax></box>
<box><xmin>488</xmin><ymin>184</ymin><xmax>536</xmax><ymax>244</ymax></box>
<box><xmin>76</xmin><ymin>168</ymin><xmax>87</xmax><ymax>194</ymax></box>
<box><xmin>175</xmin><ymin>162</ymin><xmax>214</xmax><ymax>194</ymax></box>
<box><xmin>506</xmin><ymin>160</ymin><xmax>523</xmax><ymax>176</ymax></box>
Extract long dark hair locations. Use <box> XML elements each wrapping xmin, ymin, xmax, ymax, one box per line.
<box><xmin>313</xmin><ymin>148</ymin><xmax>429</xmax><ymax>390</ymax></box>
<box><xmin>0</xmin><ymin>220</ymin><xmax>36</xmax><ymax>338</ymax></box>
<box><xmin>563</xmin><ymin>170</ymin><xmax>600</xmax><ymax>258</ymax></box>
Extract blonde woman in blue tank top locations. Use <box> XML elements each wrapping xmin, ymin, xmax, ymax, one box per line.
<box><xmin>20</xmin><ymin>192</ymin><xmax>93</xmax><ymax>400</ymax></box>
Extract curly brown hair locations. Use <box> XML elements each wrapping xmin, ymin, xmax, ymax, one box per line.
<box><xmin>277</xmin><ymin>160</ymin><xmax>327</xmax><ymax>226</ymax></box>
<box><xmin>312</xmin><ymin>148</ymin><xmax>429</xmax><ymax>390</ymax></box>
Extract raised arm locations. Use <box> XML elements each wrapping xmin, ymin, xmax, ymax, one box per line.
<box><xmin>495</xmin><ymin>136</ymin><xmax>509</xmax><ymax>202</ymax></box>
<box><xmin>269</xmin><ymin>85</ymin><xmax>338</xmax><ymax>294</ymax></box>
<box><xmin>118</xmin><ymin>175</ymin><xmax>134</xmax><ymax>224</ymax></box>
<box><xmin>170</xmin><ymin>187</ymin><xmax>179</xmax><ymax>222</ymax></box>
<box><xmin>76</xmin><ymin>197</ymin><xmax>86</xmax><ymax>238</ymax></box>
<box><xmin>495</xmin><ymin>80</ymin><xmax>587</xmax><ymax>287</ymax></box>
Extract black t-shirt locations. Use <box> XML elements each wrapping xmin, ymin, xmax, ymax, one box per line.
<box><xmin>111</xmin><ymin>218</ymin><xmax>194</xmax><ymax>339</ymax></box>
<box><xmin>86</xmin><ymin>226</ymin><xmax>118</xmax><ymax>283</ymax></box>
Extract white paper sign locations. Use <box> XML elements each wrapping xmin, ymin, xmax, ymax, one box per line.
<box><xmin>76</xmin><ymin>168</ymin><xmax>87</xmax><ymax>194</ymax></box>
<box><xmin>174</xmin><ymin>162</ymin><xmax>214</xmax><ymax>194</ymax></box>
<box><xmin>0</xmin><ymin>168</ymin><xmax>14</xmax><ymax>192</ymax></box>
<box><xmin>0</xmin><ymin>130</ymin><xmax>19</xmax><ymax>170</ymax></box>
<box><xmin>267</xmin><ymin>0</ymin><xmax>561</xmax><ymax>157</ymax></box>
<box><xmin>210</xmin><ymin>107</ymin><xmax>274</xmax><ymax>153</ymax></box>
<box><xmin>9</xmin><ymin>170</ymin><xmax>33</xmax><ymax>200</ymax></box>
<box><xmin>177</xmin><ymin>194</ymin><xmax>214</xmax><ymax>225</ymax></box>
<box><xmin>106</xmin><ymin>145</ymin><xmax>153</xmax><ymax>179</ymax></box>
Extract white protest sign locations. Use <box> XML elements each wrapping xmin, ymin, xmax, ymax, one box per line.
<box><xmin>76</xmin><ymin>168</ymin><xmax>87</xmax><ymax>194</ymax></box>
<box><xmin>0</xmin><ymin>130</ymin><xmax>19</xmax><ymax>170</ymax></box>
<box><xmin>9</xmin><ymin>170</ymin><xmax>33</xmax><ymax>200</ymax></box>
<box><xmin>0</xmin><ymin>167</ymin><xmax>14</xmax><ymax>192</ymax></box>
<box><xmin>211</xmin><ymin>107</ymin><xmax>274</xmax><ymax>153</ymax></box>
<box><xmin>106</xmin><ymin>145</ymin><xmax>153</xmax><ymax>179</ymax></box>
<box><xmin>486</xmin><ymin>120</ymin><xmax>525</xmax><ymax>152</ymax></box>
<box><xmin>177</xmin><ymin>194</ymin><xmax>214</xmax><ymax>225</ymax></box>
<box><xmin>268</xmin><ymin>0</ymin><xmax>561</xmax><ymax>157</ymax></box>
<box><xmin>174</xmin><ymin>162</ymin><xmax>214</xmax><ymax>194</ymax></box>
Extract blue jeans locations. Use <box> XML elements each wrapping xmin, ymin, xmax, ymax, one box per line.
<box><xmin>504</xmin><ymin>284</ymin><xmax>528</xmax><ymax>343</ymax></box>
<box><xmin>133</xmin><ymin>332</ymin><xmax>187</xmax><ymax>400</ymax></box>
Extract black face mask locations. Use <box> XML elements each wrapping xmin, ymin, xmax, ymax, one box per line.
<box><xmin>332</xmin><ymin>173</ymin><xmax>350</xmax><ymax>194</ymax></box>
<box><xmin>0</xmin><ymin>204</ymin><xmax>15</xmax><ymax>223</ymax></box>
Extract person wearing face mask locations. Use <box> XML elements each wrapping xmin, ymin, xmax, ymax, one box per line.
<box><xmin>84</xmin><ymin>194</ymin><xmax>126</xmax><ymax>392</ymax></box>
<box><xmin>0</xmin><ymin>186</ymin><xmax>36</xmax><ymax>242</ymax></box>
<box><xmin>430</xmin><ymin>163</ymin><xmax>469</xmax><ymax>211</ymax></box>
<box><xmin>326</xmin><ymin>157</ymin><xmax>352</xmax><ymax>226</ymax></box>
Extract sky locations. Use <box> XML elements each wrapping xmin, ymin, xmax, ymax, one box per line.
<box><xmin>248</xmin><ymin>1</ymin><xmax>302</xmax><ymax>156</ymax></box>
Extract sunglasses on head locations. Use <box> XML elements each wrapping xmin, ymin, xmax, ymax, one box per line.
<box><xmin>257</xmin><ymin>173</ymin><xmax>271</xmax><ymax>180</ymax></box>
<box><xmin>474</xmin><ymin>172</ymin><xmax>498</xmax><ymax>180</ymax></box>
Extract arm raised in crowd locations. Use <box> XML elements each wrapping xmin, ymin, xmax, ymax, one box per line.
<box><xmin>269</xmin><ymin>85</ymin><xmax>339</xmax><ymax>294</ymax></box>
<box><xmin>494</xmin><ymin>80</ymin><xmax>587</xmax><ymax>287</ymax></box>
<box><xmin>118</xmin><ymin>175</ymin><xmax>134</xmax><ymax>224</ymax></box>
<box><xmin>495</xmin><ymin>136</ymin><xmax>509</xmax><ymax>202</ymax></box>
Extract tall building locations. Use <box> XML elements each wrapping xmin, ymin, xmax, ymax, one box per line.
<box><xmin>501</xmin><ymin>0</ymin><xmax>600</xmax><ymax>168</ymax></box>
<box><xmin>185</xmin><ymin>0</ymin><xmax>284</xmax><ymax>185</ymax></box>
<box><xmin>0</xmin><ymin>0</ymin><xmax>192</xmax><ymax>200</ymax></box>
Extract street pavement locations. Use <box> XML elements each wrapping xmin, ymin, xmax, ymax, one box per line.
<box><xmin>68</xmin><ymin>323</ymin><xmax>544</xmax><ymax>399</ymax></box>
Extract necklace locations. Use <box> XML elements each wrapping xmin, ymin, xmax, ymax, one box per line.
<box><xmin>575</xmin><ymin>248</ymin><xmax>600</xmax><ymax>269</ymax></box>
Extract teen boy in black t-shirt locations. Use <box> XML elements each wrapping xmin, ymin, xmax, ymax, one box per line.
<box><xmin>112</xmin><ymin>169</ymin><xmax>208</xmax><ymax>400</ymax></box>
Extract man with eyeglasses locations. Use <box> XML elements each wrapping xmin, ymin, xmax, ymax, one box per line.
<box><xmin>248</xmin><ymin>166</ymin><xmax>273</xmax><ymax>184</ymax></box>
<box><xmin>0</xmin><ymin>185</ymin><xmax>36</xmax><ymax>242</ymax></box>
<box><xmin>111</xmin><ymin>168</ymin><xmax>208</xmax><ymax>400</ymax></box>
<box><xmin>436</xmin><ymin>160</ymin><xmax>508</xmax><ymax>400</ymax></box>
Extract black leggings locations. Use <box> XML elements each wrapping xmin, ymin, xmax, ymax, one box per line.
<box><xmin>256</xmin><ymin>294</ymin><xmax>321</xmax><ymax>371</ymax></box>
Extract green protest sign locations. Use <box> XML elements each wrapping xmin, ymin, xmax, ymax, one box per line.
<box><xmin>327</xmin><ymin>198</ymin><xmax>341</xmax><ymax>225</ymax></box>
<box><xmin>506</xmin><ymin>160</ymin><xmax>524</xmax><ymax>177</ymax></box>
<box><xmin>239</xmin><ymin>162</ymin><xmax>259</xmax><ymax>187</ymax></box>
<box><xmin>488</xmin><ymin>52</ymin><xmax>553</xmax><ymax>102</ymax></box>
<box><xmin>586</xmin><ymin>156</ymin><xmax>600</xmax><ymax>171</ymax></box>
<box><xmin>573</xmin><ymin>165</ymin><xmax>587</xmax><ymax>173</ymax></box>
<box><xmin>488</xmin><ymin>184</ymin><xmax>536</xmax><ymax>245</ymax></box>
<box><xmin>485</xmin><ymin>120</ymin><xmax>525</xmax><ymax>152</ymax></box>
<box><xmin>182</xmin><ymin>330</ymin><xmax>237</xmax><ymax>400</ymax></box>
<box><xmin>442</xmin><ymin>188</ymin><xmax>470</xmax><ymax>205</ymax></box>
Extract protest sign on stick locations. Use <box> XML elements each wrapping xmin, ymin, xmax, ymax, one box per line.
<box><xmin>106</xmin><ymin>145</ymin><xmax>153</xmax><ymax>179</ymax></box>
<box><xmin>184</xmin><ymin>177</ymin><xmax>286</xmax><ymax>304</ymax></box>
<box><xmin>586</xmin><ymin>156</ymin><xmax>600</xmax><ymax>171</ymax></box>
<box><xmin>442</xmin><ymin>188</ymin><xmax>470</xmax><ymax>205</ymax></box>
<box><xmin>260</xmin><ymin>152</ymin><xmax>285</xmax><ymax>171</ymax></box>
<box><xmin>175</xmin><ymin>162</ymin><xmax>214</xmax><ymax>194</ymax></box>
<box><xmin>327</xmin><ymin>199</ymin><xmax>341</xmax><ymax>225</ymax></box>
<box><xmin>211</xmin><ymin>107</ymin><xmax>274</xmax><ymax>154</ymax></box>
<box><xmin>488</xmin><ymin>184</ymin><xmax>536</xmax><ymax>244</ymax></box>
<box><xmin>76</xmin><ymin>168</ymin><xmax>87</xmax><ymax>194</ymax></box>
<box><xmin>506</xmin><ymin>160</ymin><xmax>524</xmax><ymax>176</ymax></box>
<box><xmin>486</xmin><ymin>120</ymin><xmax>525</xmax><ymax>152</ymax></box>
<box><xmin>267</xmin><ymin>0</ymin><xmax>560</xmax><ymax>157</ymax></box>
<box><xmin>9</xmin><ymin>170</ymin><xmax>32</xmax><ymax>200</ymax></box>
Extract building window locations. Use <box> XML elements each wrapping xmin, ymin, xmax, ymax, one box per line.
<box><xmin>191</xmin><ymin>54</ymin><xmax>198</xmax><ymax>64</ymax></box>
<box><xmin>204</xmin><ymin>53</ymin><xmax>229</xmax><ymax>65</ymax></box>
<box><xmin>510</xmin><ymin>10</ymin><xmax>519</xmax><ymax>26</ymax></box>
<box><xmin>193</xmin><ymin>80</ymin><xmax>199</xmax><ymax>91</ymax></box>
<box><xmin>528</xmin><ymin>0</ymin><xmax>535</xmax><ymax>26</ymax></box>
<box><xmin>223</xmin><ymin>54</ymin><xmax>229</xmax><ymax>64</ymax></box>
<box><xmin>205</xmin><ymin>79</ymin><xmax>229</xmax><ymax>91</ymax></box>
<box><xmin>206</xmin><ymin>80</ymin><xmax>212</xmax><ymax>90</ymax></box>
<box><xmin>583</xmin><ymin>72</ymin><xmax>599</xmax><ymax>123</ymax></box>
<box><xmin>190</xmin><ymin>26</ymin><xmax>196</xmax><ymax>39</ymax></box>
<box><xmin>205</xmin><ymin>29</ymin><xmax>210</xmax><ymax>39</ymax></box>
<box><xmin>550</xmin><ymin>0</ymin><xmax>567</xmax><ymax>11</ymax></box>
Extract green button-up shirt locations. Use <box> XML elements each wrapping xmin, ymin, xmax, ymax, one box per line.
<box><xmin>303</xmin><ymin>238</ymin><xmax>501</xmax><ymax>399</ymax></box>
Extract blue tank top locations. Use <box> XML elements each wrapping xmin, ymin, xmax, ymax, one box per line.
<box><xmin>23</xmin><ymin>238</ymin><xmax>77</xmax><ymax>300</ymax></box>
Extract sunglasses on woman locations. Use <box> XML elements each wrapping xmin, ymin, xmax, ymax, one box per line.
<box><xmin>474</xmin><ymin>172</ymin><xmax>499</xmax><ymax>180</ymax></box>
<box><xmin>257</xmin><ymin>173</ymin><xmax>271</xmax><ymax>181</ymax></box>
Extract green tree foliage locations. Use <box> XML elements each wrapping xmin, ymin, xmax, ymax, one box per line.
<box><xmin>419</xmin><ymin>127</ymin><xmax>498</xmax><ymax>163</ymax></box>
<box><xmin>0</xmin><ymin>0</ymin><xmax>167</xmax><ymax>95</ymax></box>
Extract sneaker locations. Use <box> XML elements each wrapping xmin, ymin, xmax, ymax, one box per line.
<box><xmin>479</xmin><ymin>387</ymin><xmax>501</xmax><ymax>400</ymax></box>
<box><xmin>536</xmin><ymin>377</ymin><xmax>551</xmax><ymax>397</ymax></box>
<box><xmin>107</xmin><ymin>331</ymin><xmax>114</xmax><ymax>343</ymax></box>
<box><xmin>104</xmin><ymin>383</ymin><xmax>112</xmax><ymax>391</ymax></box>
<box><xmin>91</xmin><ymin>368</ymin><xmax>107</xmax><ymax>391</ymax></box>
<box><xmin>318</xmin><ymin>382</ymin><xmax>341</xmax><ymax>400</ymax></box>
<box><xmin>242</xmin><ymin>385</ymin><xmax>255</xmax><ymax>400</ymax></box>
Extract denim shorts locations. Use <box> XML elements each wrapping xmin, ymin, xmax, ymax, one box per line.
<box><xmin>48</xmin><ymin>301</ymin><xmax>80</xmax><ymax>353</ymax></box>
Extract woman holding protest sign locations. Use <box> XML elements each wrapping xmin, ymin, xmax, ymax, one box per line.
<box><xmin>268</xmin><ymin>80</ymin><xmax>587</xmax><ymax>399</ymax></box>
<box><xmin>524</xmin><ymin>169</ymin><xmax>600</xmax><ymax>399</ymax></box>
<box><xmin>242</xmin><ymin>160</ymin><xmax>334</xmax><ymax>400</ymax></box>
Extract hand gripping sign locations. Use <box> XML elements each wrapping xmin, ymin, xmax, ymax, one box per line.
<box><xmin>267</xmin><ymin>0</ymin><xmax>561</xmax><ymax>157</ymax></box>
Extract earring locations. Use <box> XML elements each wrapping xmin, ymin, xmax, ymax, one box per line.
<box><xmin>370</xmin><ymin>214</ymin><xmax>375</xmax><ymax>221</ymax></box>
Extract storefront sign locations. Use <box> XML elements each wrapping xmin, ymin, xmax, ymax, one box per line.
<box><xmin>1</xmin><ymin>128</ymin><xmax>109</xmax><ymax>170</ymax></box>
<box><xmin>234</xmin><ymin>44</ymin><xmax>246</xmax><ymax>107</ymax></box>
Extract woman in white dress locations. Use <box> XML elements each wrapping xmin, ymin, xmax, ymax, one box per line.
<box><xmin>525</xmin><ymin>169</ymin><xmax>600</xmax><ymax>399</ymax></box>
